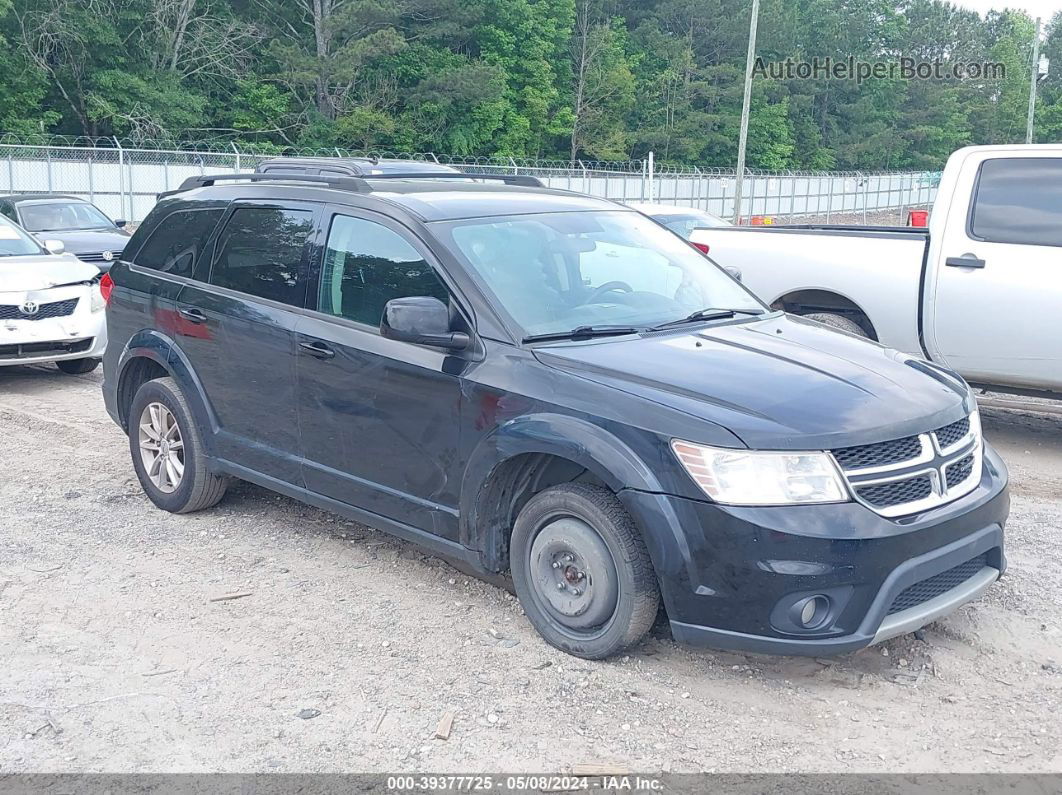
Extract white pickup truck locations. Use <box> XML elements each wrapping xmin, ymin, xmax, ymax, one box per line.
<box><xmin>692</xmin><ymin>145</ymin><xmax>1062</xmax><ymax>398</ymax></box>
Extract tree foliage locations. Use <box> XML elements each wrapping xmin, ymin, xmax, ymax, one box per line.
<box><xmin>0</xmin><ymin>0</ymin><xmax>1055</xmax><ymax>168</ymax></box>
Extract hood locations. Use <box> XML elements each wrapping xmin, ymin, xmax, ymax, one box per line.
<box><xmin>533</xmin><ymin>314</ymin><xmax>972</xmax><ymax>450</ymax></box>
<box><xmin>40</xmin><ymin>228</ymin><xmax>130</xmax><ymax>255</ymax></box>
<box><xmin>0</xmin><ymin>254</ymin><xmax>101</xmax><ymax>293</ymax></box>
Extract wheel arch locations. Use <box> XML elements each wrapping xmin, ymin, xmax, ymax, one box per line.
<box><xmin>772</xmin><ymin>288</ymin><xmax>878</xmax><ymax>340</ymax></box>
<box><xmin>460</xmin><ymin>414</ymin><xmax>665</xmax><ymax>573</ymax></box>
<box><xmin>115</xmin><ymin>331</ymin><xmax>218</xmax><ymax>443</ymax></box>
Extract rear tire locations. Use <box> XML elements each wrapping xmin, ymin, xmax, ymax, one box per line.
<box><xmin>511</xmin><ymin>483</ymin><xmax>660</xmax><ymax>659</ymax></box>
<box><xmin>56</xmin><ymin>357</ymin><xmax>100</xmax><ymax>375</ymax></box>
<box><xmin>128</xmin><ymin>376</ymin><xmax>228</xmax><ymax>513</ymax></box>
<box><xmin>803</xmin><ymin>312</ymin><xmax>869</xmax><ymax>339</ymax></box>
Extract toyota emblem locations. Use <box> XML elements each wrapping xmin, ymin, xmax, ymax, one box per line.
<box><xmin>102</xmin><ymin>251</ymin><xmax>114</xmax><ymax>262</ymax></box>
<box><xmin>20</xmin><ymin>300</ymin><xmax>40</xmax><ymax>316</ymax></box>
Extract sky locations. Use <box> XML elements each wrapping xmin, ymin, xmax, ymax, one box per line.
<box><xmin>954</xmin><ymin>0</ymin><xmax>1061</xmax><ymax>20</ymax></box>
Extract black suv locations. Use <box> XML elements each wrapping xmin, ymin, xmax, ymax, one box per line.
<box><xmin>102</xmin><ymin>172</ymin><xmax>1009</xmax><ymax>659</ymax></box>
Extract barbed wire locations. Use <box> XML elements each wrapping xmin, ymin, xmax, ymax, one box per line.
<box><xmin>0</xmin><ymin>131</ymin><xmax>941</xmax><ymax>180</ymax></box>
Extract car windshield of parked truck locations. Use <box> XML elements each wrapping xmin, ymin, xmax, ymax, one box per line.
<box><xmin>442</xmin><ymin>210</ymin><xmax>764</xmax><ymax>338</ymax></box>
<box><xmin>19</xmin><ymin>201</ymin><xmax>114</xmax><ymax>232</ymax></box>
<box><xmin>0</xmin><ymin>216</ymin><xmax>45</xmax><ymax>256</ymax></box>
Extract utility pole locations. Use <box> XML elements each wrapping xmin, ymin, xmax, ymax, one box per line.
<box><xmin>1026</xmin><ymin>17</ymin><xmax>1042</xmax><ymax>145</ymax></box>
<box><xmin>733</xmin><ymin>0</ymin><xmax>761</xmax><ymax>224</ymax></box>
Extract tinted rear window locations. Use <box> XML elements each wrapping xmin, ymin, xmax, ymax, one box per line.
<box><xmin>209</xmin><ymin>207</ymin><xmax>314</xmax><ymax>305</ymax></box>
<box><xmin>970</xmin><ymin>158</ymin><xmax>1062</xmax><ymax>247</ymax></box>
<box><xmin>133</xmin><ymin>208</ymin><xmax>224</xmax><ymax>277</ymax></box>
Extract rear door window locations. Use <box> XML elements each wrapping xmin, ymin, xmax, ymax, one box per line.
<box><xmin>318</xmin><ymin>214</ymin><xmax>448</xmax><ymax>326</ymax></box>
<box><xmin>133</xmin><ymin>208</ymin><xmax>225</xmax><ymax>278</ymax></box>
<box><xmin>210</xmin><ymin>206</ymin><xmax>315</xmax><ymax>306</ymax></box>
<box><xmin>969</xmin><ymin>158</ymin><xmax>1062</xmax><ymax>247</ymax></box>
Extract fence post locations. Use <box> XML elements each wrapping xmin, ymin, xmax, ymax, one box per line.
<box><xmin>114</xmin><ymin>137</ymin><xmax>126</xmax><ymax>222</ymax></box>
<box><xmin>641</xmin><ymin>150</ymin><xmax>649</xmax><ymax>201</ymax></box>
<box><xmin>7</xmin><ymin>146</ymin><xmax>14</xmax><ymax>194</ymax></box>
<box><xmin>232</xmin><ymin>142</ymin><xmax>241</xmax><ymax>173</ymax></box>
<box><xmin>46</xmin><ymin>145</ymin><xmax>53</xmax><ymax>192</ymax></box>
<box><xmin>88</xmin><ymin>147</ymin><xmax>95</xmax><ymax>204</ymax></box>
<box><xmin>509</xmin><ymin>156</ymin><xmax>518</xmax><ymax>176</ymax></box>
<box><xmin>826</xmin><ymin>175</ymin><xmax>834</xmax><ymax>223</ymax></box>
<box><xmin>860</xmin><ymin>173</ymin><xmax>868</xmax><ymax>224</ymax></box>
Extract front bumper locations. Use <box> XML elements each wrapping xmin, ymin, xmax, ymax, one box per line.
<box><xmin>620</xmin><ymin>443</ymin><xmax>1009</xmax><ymax>656</ymax></box>
<box><xmin>0</xmin><ymin>290</ymin><xmax>107</xmax><ymax>366</ymax></box>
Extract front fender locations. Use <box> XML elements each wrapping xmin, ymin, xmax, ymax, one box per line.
<box><xmin>460</xmin><ymin>413</ymin><xmax>672</xmax><ymax>569</ymax></box>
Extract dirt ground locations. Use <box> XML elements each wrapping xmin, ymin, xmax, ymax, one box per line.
<box><xmin>1</xmin><ymin>365</ymin><xmax>1060</xmax><ymax>774</ymax></box>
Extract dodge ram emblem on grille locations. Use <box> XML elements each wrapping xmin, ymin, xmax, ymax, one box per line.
<box><xmin>19</xmin><ymin>300</ymin><xmax>39</xmax><ymax>316</ymax></box>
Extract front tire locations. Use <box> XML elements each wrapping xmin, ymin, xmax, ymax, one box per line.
<box><xmin>128</xmin><ymin>377</ymin><xmax>228</xmax><ymax>513</ymax></box>
<box><xmin>511</xmin><ymin>483</ymin><xmax>660</xmax><ymax>659</ymax></box>
<box><xmin>56</xmin><ymin>357</ymin><xmax>100</xmax><ymax>375</ymax></box>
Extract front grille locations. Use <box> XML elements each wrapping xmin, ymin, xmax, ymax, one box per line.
<box><xmin>946</xmin><ymin>455</ymin><xmax>975</xmax><ymax>489</ymax></box>
<box><xmin>0</xmin><ymin>298</ymin><xmax>79</xmax><ymax>321</ymax></box>
<box><xmin>935</xmin><ymin>417</ymin><xmax>970</xmax><ymax>449</ymax></box>
<box><xmin>832</xmin><ymin>435</ymin><xmax>922</xmax><ymax>471</ymax></box>
<box><xmin>76</xmin><ymin>250</ymin><xmax>122</xmax><ymax>264</ymax></box>
<box><xmin>0</xmin><ymin>338</ymin><xmax>92</xmax><ymax>359</ymax></box>
<box><xmin>886</xmin><ymin>553</ymin><xmax>988</xmax><ymax>615</ymax></box>
<box><xmin>856</xmin><ymin>475</ymin><xmax>933</xmax><ymax>508</ymax></box>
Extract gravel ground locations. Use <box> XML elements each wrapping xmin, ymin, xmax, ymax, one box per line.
<box><xmin>1</xmin><ymin>365</ymin><xmax>1060</xmax><ymax>774</ymax></box>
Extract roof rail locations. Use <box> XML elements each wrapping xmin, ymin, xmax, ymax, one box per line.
<box><xmin>170</xmin><ymin>170</ymin><xmax>544</xmax><ymax>197</ymax></box>
<box><xmin>363</xmin><ymin>172</ymin><xmax>545</xmax><ymax>187</ymax></box>
<box><xmin>175</xmin><ymin>172</ymin><xmax>371</xmax><ymax>193</ymax></box>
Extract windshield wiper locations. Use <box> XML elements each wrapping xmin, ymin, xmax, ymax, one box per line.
<box><xmin>651</xmin><ymin>307</ymin><xmax>765</xmax><ymax>331</ymax></box>
<box><xmin>522</xmin><ymin>325</ymin><xmax>647</xmax><ymax>344</ymax></box>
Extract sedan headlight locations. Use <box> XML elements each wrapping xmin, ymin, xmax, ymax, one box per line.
<box><xmin>671</xmin><ymin>440</ymin><xmax>849</xmax><ymax>506</ymax></box>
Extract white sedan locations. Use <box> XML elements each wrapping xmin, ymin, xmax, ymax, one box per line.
<box><xmin>0</xmin><ymin>215</ymin><xmax>108</xmax><ymax>374</ymax></box>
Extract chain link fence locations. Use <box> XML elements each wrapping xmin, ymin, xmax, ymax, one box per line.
<box><xmin>0</xmin><ymin>134</ymin><xmax>941</xmax><ymax>225</ymax></box>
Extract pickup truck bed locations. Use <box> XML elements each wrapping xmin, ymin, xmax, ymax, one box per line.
<box><xmin>692</xmin><ymin>144</ymin><xmax>1062</xmax><ymax>397</ymax></box>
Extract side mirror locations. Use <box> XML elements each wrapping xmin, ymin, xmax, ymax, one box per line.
<box><xmin>43</xmin><ymin>239</ymin><xmax>65</xmax><ymax>255</ymax></box>
<box><xmin>724</xmin><ymin>265</ymin><xmax>742</xmax><ymax>282</ymax></box>
<box><xmin>381</xmin><ymin>296</ymin><xmax>470</xmax><ymax>350</ymax></box>
<box><xmin>115</xmin><ymin>219</ymin><xmax>128</xmax><ymax>229</ymax></box>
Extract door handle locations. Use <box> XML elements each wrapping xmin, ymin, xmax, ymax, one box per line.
<box><xmin>945</xmin><ymin>254</ymin><xmax>986</xmax><ymax>269</ymax></box>
<box><xmin>177</xmin><ymin>307</ymin><xmax>208</xmax><ymax>323</ymax></box>
<box><xmin>298</xmin><ymin>340</ymin><xmax>335</xmax><ymax>359</ymax></box>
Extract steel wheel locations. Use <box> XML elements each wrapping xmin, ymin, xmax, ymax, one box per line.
<box><xmin>528</xmin><ymin>516</ymin><xmax>620</xmax><ymax>635</ymax></box>
<box><xmin>137</xmin><ymin>401</ymin><xmax>185</xmax><ymax>494</ymax></box>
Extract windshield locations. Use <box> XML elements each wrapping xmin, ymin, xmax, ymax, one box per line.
<box><xmin>440</xmin><ymin>210</ymin><xmax>764</xmax><ymax>338</ymax></box>
<box><xmin>19</xmin><ymin>201</ymin><xmax>114</xmax><ymax>232</ymax></box>
<box><xmin>653</xmin><ymin>210</ymin><xmax>729</xmax><ymax>239</ymax></box>
<box><xmin>0</xmin><ymin>216</ymin><xmax>45</xmax><ymax>256</ymax></box>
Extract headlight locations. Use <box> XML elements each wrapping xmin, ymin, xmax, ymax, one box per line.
<box><xmin>968</xmin><ymin>407</ymin><xmax>982</xmax><ymax>443</ymax></box>
<box><xmin>671</xmin><ymin>440</ymin><xmax>849</xmax><ymax>506</ymax></box>
<box><xmin>89</xmin><ymin>282</ymin><xmax>105</xmax><ymax>312</ymax></box>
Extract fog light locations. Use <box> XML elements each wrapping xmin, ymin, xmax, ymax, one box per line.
<box><xmin>798</xmin><ymin>595</ymin><xmax>830</xmax><ymax>628</ymax></box>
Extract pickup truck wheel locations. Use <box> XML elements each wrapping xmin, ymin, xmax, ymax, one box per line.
<box><xmin>511</xmin><ymin>483</ymin><xmax>660</xmax><ymax>659</ymax></box>
<box><xmin>803</xmin><ymin>312</ymin><xmax>869</xmax><ymax>339</ymax></box>
<box><xmin>128</xmin><ymin>377</ymin><xmax>228</xmax><ymax>514</ymax></box>
<box><xmin>56</xmin><ymin>357</ymin><xmax>100</xmax><ymax>375</ymax></box>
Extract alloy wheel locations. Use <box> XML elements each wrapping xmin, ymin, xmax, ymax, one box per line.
<box><xmin>138</xmin><ymin>402</ymin><xmax>185</xmax><ymax>494</ymax></box>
